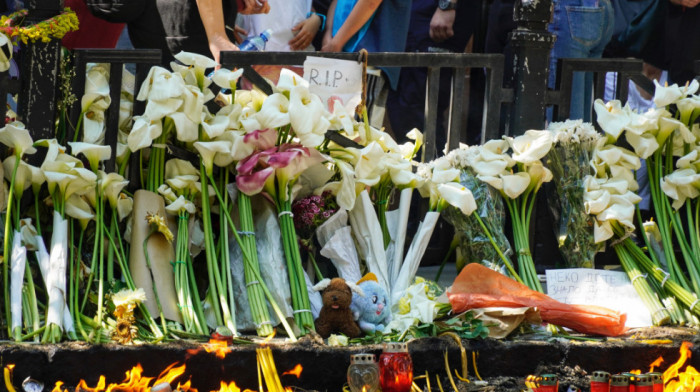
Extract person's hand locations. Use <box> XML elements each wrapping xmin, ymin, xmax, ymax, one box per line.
<box><xmin>669</xmin><ymin>0</ymin><xmax>700</xmax><ymax>7</ymax></box>
<box><xmin>321</xmin><ymin>36</ymin><xmax>343</xmax><ymax>52</ymax></box>
<box><xmin>429</xmin><ymin>8</ymin><xmax>455</xmax><ymax>43</ymax></box>
<box><xmin>239</xmin><ymin>0</ymin><xmax>270</xmax><ymax>14</ymax></box>
<box><xmin>289</xmin><ymin>14</ymin><xmax>322</xmax><ymax>50</ymax></box>
<box><xmin>209</xmin><ymin>35</ymin><xmax>239</xmax><ymax>65</ymax></box>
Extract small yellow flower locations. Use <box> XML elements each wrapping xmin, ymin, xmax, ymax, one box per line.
<box><xmin>146</xmin><ymin>212</ymin><xmax>174</xmax><ymax>242</ymax></box>
<box><xmin>112</xmin><ymin>317</ymin><xmax>138</xmax><ymax>344</ymax></box>
<box><xmin>398</xmin><ymin>296</ymin><xmax>411</xmax><ymax>314</ymax></box>
<box><xmin>112</xmin><ymin>288</ymin><xmax>147</xmax><ymax>308</ymax></box>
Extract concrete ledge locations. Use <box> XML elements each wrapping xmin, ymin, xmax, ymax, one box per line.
<box><xmin>1</xmin><ymin>327</ymin><xmax>699</xmax><ymax>391</ymax></box>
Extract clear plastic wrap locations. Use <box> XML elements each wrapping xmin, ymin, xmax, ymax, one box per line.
<box><xmin>443</xmin><ymin>170</ymin><xmax>512</xmax><ymax>272</ymax></box>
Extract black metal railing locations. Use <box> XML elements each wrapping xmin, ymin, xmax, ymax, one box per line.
<box><xmin>68</xmin><ymin>49</ymin><xmax>162</xmax><ymax>174</ymax></box>
<box><xmin>221</xmin><ymin>51</ymin><xmax>510</xmax><ymax>161</ymax></box>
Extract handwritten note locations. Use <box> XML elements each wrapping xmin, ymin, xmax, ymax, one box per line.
<box><xmin>303</xmin><ymin>56</ymin><xmax>362</xmax><ymax>113</ymax></box>
<box><xmin>545</xmin><ymin>268</ymin><xmax>652</xmax><ymax>327</ymax></box>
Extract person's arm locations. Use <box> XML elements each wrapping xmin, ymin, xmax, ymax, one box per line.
<box><xmin>321</xmin><ymin>0</ymin><xmax>382</xmax><ymax>52</ymax></box>
<box><xmin>196</xmin><ymin>0</ymin><xmax>239</xmax><ymax>64</ymax></box>
<box><xmin>289</xmin><ymin>12</ymin><xmax>323</xmax><ymax>50</ymax></box>
<box><xmin>322</xmin><ymin>0</ymin><xmax>338</xmax><ymax>49</ymax></box>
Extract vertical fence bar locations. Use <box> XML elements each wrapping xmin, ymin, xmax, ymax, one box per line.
<box><xmin>510</xmin><ymin>0</ymin><xmax>555</xmax><ymax>135</ymax></box>
<box><xmin>423</xmin><ymin>67</ymin><xmax>440</xmax><ymax>161</ymax></box>
<box><xmin>18</xmin><ymin>0</ymin><xmax>63</xmax><ymax>148</ymax></box>
<box><xmin>446</xmin><ymin>67</ymin><xmax>465</xmax><ymax>152</ymax></box>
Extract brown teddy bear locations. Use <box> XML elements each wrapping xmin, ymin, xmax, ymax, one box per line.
<box><xmin>313</xmin><ymin>277</ymin><xmax>364</xmax><ymax>338</ymax></box>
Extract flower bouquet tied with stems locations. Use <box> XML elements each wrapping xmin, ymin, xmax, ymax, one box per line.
<box><xmin>545</xmin><ymin>120</ymin><xmax>603</xmax><ymax>268</ymax></box>
<box><xmin>443</xmin><ymin>144</ymin><xmax>513</xmax><ymax>274</ymax></box>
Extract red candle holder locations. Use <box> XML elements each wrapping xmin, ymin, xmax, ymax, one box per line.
<box><xmin>611</xmin><ymin>374</ymin><xmax>630</xmax><ymax>392</ymax></box>
<box><xmin>646</xmin><ymin>372</ymin><xmax>662</xmax><ymax>392</ymax></box>
<box><xmin>379</xmin><ymin>343</ymin><xmax>413</xmax><ymax>392</ymax></box>
<box><xmin>590</xmin><ymin>370</ymin><xmax>611</xmax><ymax>392</ymax></box>
<box><xmin>633</xmin><ymin>374</ymin><xmax>653</xmax><ymax>392</ymax></box>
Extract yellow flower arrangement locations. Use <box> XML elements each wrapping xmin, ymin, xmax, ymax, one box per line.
<box><xmin>0</xmin><ymin>8</ymin><xmax>79</xmax><ymax>44</ymax></box>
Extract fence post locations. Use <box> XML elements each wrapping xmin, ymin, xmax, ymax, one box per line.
<box><xmin>17</xmin><ymin>0</ymin><xmax>64</xmax><ymax>143</ymax></box>
<box><xmin>509</xmin><ymin>0</ymin><xmax>555</xmax><ymax>135</ymax></box>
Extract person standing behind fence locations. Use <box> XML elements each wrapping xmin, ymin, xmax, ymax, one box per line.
<box><xmin>665</xmin><ymin>0</ymin><xmax>700</xmax><ymax>85</ymax></box>
<box><xmin>127</xmin><ymin>0</ymin><xmax>269</xmax><ymax>66</ymax></box>
<box><xmin>238</xmin><ymin>0</ymin><xmax>323</xmax><ymax>84</ymax></box>
<box><xmin>547</xmin><ymin>0</ymin><xmax>614</xmax><ymax>122</ymax></box>
<box><xmin>385</xmin><ymin>0</ymin><xmax>478</xmax><ymax>150</ymax></box>
<box><xmin>321</xmin><ymin>0</ymin><xmax>411</xmax><ymax>128</ymax></box>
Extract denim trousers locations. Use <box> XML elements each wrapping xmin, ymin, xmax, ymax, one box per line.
<box><xmin>548</xmin><ymin>0</ymin><xmax>614</xmax><ymax>121</ymax></box>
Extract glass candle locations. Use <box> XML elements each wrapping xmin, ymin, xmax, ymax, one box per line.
<box><xmin>590</xmin><ymin>371</ymin><xmax>611</xmax><ymax>392</ymax></box>
<box><xmin>347</xmin><ymin>353</ymin><xmax>379</xmax><ymax>392</ymax></box>
<box><xmin>379</xmin><ymin>343</ymin><xmax>413</xmax><ymax>392</ymax></box>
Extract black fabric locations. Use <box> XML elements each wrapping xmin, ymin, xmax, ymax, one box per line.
<box><xmin>666</xmin><ymin>4</ymin><xmax>700</xmax><ymax>85</ymax></box>
<box><xmin>85</xmin><ymin>0</ymin><xmax>146</xmax><ymax>23</ymax></box>
<box><xmin>604</xmin><ymin>0</ymin><xmax>666</xmax><ymax>67</ymax></box>
<box><xmin>127</xmin><ymin>0</ymin><xmax>237</xmax><ymax>66</ymax></box>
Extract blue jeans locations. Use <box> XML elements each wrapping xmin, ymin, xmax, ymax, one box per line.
<box><xmin>548</xmin><ymin>0</ymin><xmax>614</xmax><ymax>121</ymax></box>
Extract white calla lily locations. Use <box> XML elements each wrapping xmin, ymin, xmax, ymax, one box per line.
<box><xmin>0</xmin><ymin>122</ymin><xmax>37</xmax><ymax>157</ymax></box>
<box><xmin>212</xmin><ymin>68</ymin><xmax>243</xmax><ymax>91</ymax></box>
<box><xmin>257</xmin><ymin>93</ymin><xmax>290</xmax><ymax>130</ymax></box>
<box><xmin>653</xmin><ymin>79</ymin><xmax>699</xmax><ymax>108</ymax></box>
<box><xmin>3</xmin><ymin>157</ymin><xmax>31</xmax><ymax>197</ymax></box>
<box><xmin>438</xmin><ymin>182</ymin><xmax>477</xmax><ymax>215</ymax></box>
<box><xmin>276</xmin><ymin>68</ymin><xmax>309</xmax><ymax>93</ymax></box>
<box><xmin>509</xmin><ymin>130</ymin><xmax>553</xmax><ymax>164</ymax></box>
<box><xmin>289</xmin><ymin>85</ymin><xmax>330</xmax><ymax>148</ymax></box>
<box><xmin>661</xmin><ymin>168</ymin><xmax>700</xmax><ymax>209</ymax></box>
<box><xmin>100</xmin><ymin>172</ymin><xmax>129</xmax><ymax>209</ymax></box>
<box><xmin>68</xmin><ymin>142</ymin><xmax>112</xmax><ymax>171</ymax></box>
<box><xmin>65</xmin><ymin>194</ymin><xmax>95</xmax><ymax>229</ymax></box>
<box><xmin>138</xmin><ymin>66</ymin><xmax>186</xmax><ymax>101</ymax></box>
<box><xmin>169</xmin><ymin>111</ymin><xmax>199</xmax><ymax>143</ymax></box>
<box><xmin>625</xmin><ymin>131</ymin><xmax>659</xmax><ymax>159</ymax></box>
<box><xmin>193</xmin><ymin>141</ymin><xmax>231</xmax><ymax>177</ymax></box>
<box><xmin>165</xmin><ymin>195</ymin><xmax>196</xmax><ymax>215</ymax></box>
<box><xmin>593</xmin><ymin>99</ymin><xmax>629</xmax><ymax>140</ymax></box>
<box><xmin>117</xmin><ymin>193</ymin><xmax>133</xmax><ymax>221</ymax></box>
<box><xmin>502</xmin><ymin>172</ymin><xmax>530</xmax><ymax>199</ymax></box>
<box><xmin>127</xmin><ymin>116</ymin><xmax>163</xmax><ymax>152</ymax></box>
<box><xmin>0</xmin><ymin>32</ymin><xmax>13</xmax><ymax>72</ymax></box>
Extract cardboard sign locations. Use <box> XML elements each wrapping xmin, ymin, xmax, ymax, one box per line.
<box><xmin>303</xmin><ymin>56</ymin><xmax>363</xmax><ymax>113</ymax></box>
<box><xmin>545</xmin><ymin>268</ymin><xmax>652</xmax><ymax>327</ymax></box>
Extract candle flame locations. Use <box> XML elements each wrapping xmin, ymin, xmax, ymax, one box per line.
<box><xmin>281</xmin><ymin>364</ymin><xmax>303</xmax><ymax>379</ymax></box>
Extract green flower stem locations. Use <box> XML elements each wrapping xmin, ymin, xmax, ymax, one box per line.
<box><xmin>648</xmin><ymin>152</ymin><xmax>691</xmax><ymax>290</ymax></box>
<box><xmin>3</xmin><ymin>155</ymin><xmax>20</xmax><ymax>337</ymax></box>
<box><xmin>72</xmin><ymin>227</ymin><xmax>90</xmax><ymax>341</ymax></box>
<box><xmin>612</xmin><ymin>242</ymin><xmax>670</xmax><ymax>326</ymax></box>
<box><xmin>473</xmin><ymin>213</ymin><xmax>523</xmax><ymax>284</ymax></box>
<box><xmin>505</xmin><ymin>193</ymin><xmax>541</xmax><ymax>292</ymax></box>
<box><xmin>103</xmin><ymin>224</ymin><xmax>163</xmax><ymax>338</ymax></box>
<box><xmin>23</xmin><ymin>261</ymin><xmax>40</xmax><ymax>341</ymax></box>
<box><xmin>143</xmin><ymin>229</ymin><xmax>169</xmax><ymax>337</ymax></box>
<box><xmin>618</xmin><ymin>228</ymin><xmax>700</xmax><ymax>317</ymax></box>
<box><xmin>200</xmin><ymin>165</ymin><xmax>235</xmax><ymax>332</ymax></box>
<box><xmin>277</xmin><ymin>199</ymin><xmax>314</xmax><ymax>334</ymax></box>
<box><xmin>205</xmin><ymin>175</ymin><xmax>297</xmax><ymax>341</ymax></box>
<box><xmin>219</xmin><ymin>170</ymin><xmax>236</xmax><ymax>330</ymax></box>
<box><xmin>373</xmin><ymin>183</ymin><xmax>392</xmax><ymax>250</ymax></box>
<box><xmin>239</xmin><ymin>193</ymin><xmax>274</xmax><ymax>337</ymax></box>
<box><xmin>175</xmin><ymin>210</ymin><xmax>206</xmax><ymax>334</ymax></box>
<box><xmin>97</xmin><ymin>199</ymin><xmax>107</xmax><ymax>343</ymax></box>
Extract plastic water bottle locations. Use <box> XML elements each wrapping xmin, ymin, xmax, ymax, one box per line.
<box><xmin>239</xmin><ymin>29</ymin><xmax>272</xmax><ymax>51</ymax></box>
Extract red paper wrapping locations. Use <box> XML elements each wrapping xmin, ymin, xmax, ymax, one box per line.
<box><xmin>447</xmin><ymin>263</ymin><xmax>627</xmax><ymax>336</ymax></box>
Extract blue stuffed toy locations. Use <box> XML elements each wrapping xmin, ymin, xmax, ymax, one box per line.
<box><xmin>350</xmin><ymin>273</ymin><xmax>392</xmax><ymax>334</ymax></box>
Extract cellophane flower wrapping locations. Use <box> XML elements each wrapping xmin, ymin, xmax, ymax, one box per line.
<box><xmin>545</xmin><ymin>120</ymin><xmax>603</xmax><ymax>268</ymax></box>
<box><xmin>442</xmin><ymin>170</ymin><xmax>512</xmax><ymax>272</ymax></box>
